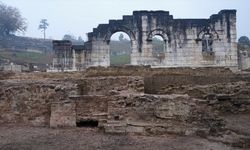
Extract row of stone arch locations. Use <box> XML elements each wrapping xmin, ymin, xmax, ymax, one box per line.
<box><xmin>105</xmin><ymin>28</ymin><xmax>169</xmax><ymax>44</ymax></box>
<box><xmin>106</xmin><ymin>27</ymin><xmax>217</xmax><ymax>53</ymax></box>
<box><xmin>88</xmin><ymin>18</ymin><xmax>220</xmax><ymax>66</ymax></box>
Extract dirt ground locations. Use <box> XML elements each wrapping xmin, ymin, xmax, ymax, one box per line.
<box><xmin>0</xmin><ymin>126</ymin><xmax>244</xmax><ymax>150</ymax></box>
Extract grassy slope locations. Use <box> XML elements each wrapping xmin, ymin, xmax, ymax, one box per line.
<box><xmin>0</xmin><ymin>49</ymin><xmax>52</xmax><ymax>65</ymax></box>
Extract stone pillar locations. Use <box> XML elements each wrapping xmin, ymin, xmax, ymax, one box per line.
<box><xmin>130</xmin><ymin>40</ymin><xmax>139</xmax><ymax>65</ymax></box>
<box><xmin>90</xmin><ymin>40</ymin><xmax>109</xmax><ymax>67</ymax></box>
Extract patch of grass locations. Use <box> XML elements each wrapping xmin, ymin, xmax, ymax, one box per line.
<box><xmin>110</xmin><ymin>54</ymin><xmax>130</xmax><ymax>66</ymax></box>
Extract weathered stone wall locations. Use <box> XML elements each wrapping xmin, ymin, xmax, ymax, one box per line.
<box><xmin>105</xmin><ymin>94</ymin><xmax>223</xmax><ymax>135</ymax></box>
<box><xmin>144</xmin><ymin>72</ymin><xmax>250</xmax><ymax>94</ymax></box>
<box><xmin>0</xmin><ymin>81</ymin><xmax>55</xmax><ymax>126</ymax></box>
<box><xmin>77</xmin><ymin>76</ymin><xmax>144</xmax><ymax>95</ymax></box>
<box><xmin>0</xmin><ymin>79</ymin><xmax>77</xmax><ymax>127</ymax></box>
<box><xmin>86</xmin><ymin>10</ymin><xmax>238</xmax><ymax>70</ymax></box>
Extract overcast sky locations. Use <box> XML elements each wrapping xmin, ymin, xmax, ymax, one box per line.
<box><xmin>1</xmin><ymin>0</ymin><xmax>250</xmax><ymax>40</ymax></box>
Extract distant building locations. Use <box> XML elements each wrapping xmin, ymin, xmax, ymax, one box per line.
<box><xmin>2</xmin><ymin>62</ymin><xmax>30</xmax><ymax>72</ymax></box>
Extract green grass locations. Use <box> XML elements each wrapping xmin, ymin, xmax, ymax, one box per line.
<box><xmin>110</xmin><ymin>54</ymin><xmax>130</xmax><ymax>66</ymax></box>
<box><xmin>0</xmin><ymin>49</ymin><xmax>52</xmax><ymax>64</ymax></box>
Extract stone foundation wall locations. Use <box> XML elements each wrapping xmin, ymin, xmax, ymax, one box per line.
<box><xmin>0</xmin><ymin>81</ymin><xmax>55</xmax><ymax>126</ymax></box>
<box><xmin>105</xmin><ymin>94</ymin><xmax>223</xmax><ymax>135</ymax></box>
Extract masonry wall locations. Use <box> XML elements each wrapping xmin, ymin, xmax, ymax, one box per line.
<box><xmin>1</xmin><ymin>68</ymin><xmax>250</xmax><ymax>136</ymax></box>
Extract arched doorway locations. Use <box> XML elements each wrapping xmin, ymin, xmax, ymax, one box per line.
<box><xmin>152</xmin><ymin>35</ymin><xmax>165</xmax><ymax>63</ymax></box>
<box><xmin>109</xmin><ymin>32</ymin><xmax>132</xmax><ymax>66</ymax></box>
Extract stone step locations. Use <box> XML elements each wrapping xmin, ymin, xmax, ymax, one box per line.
<box><xmin>104</xmin><ymin>120</ymin><xmax>127</xmax><ymax>133</ymax></box>
<box><xmin>106</xmin><ymin>120</ymin><xmax>126</xmax><ymax>126</ymax></box>
<box><xmin>104</xmin><ymin>125</ymin><xmax>126</xmax><ymax>133</ymax></box>
<box><xmin>104</xmin><ymin>121</ymin><xmax>145</xmax><ymax>134</ymax></box>
<box><xmin>104</xmin><ymin>122</ymin><xmax>126</xmax><ymax>133</ymax></box>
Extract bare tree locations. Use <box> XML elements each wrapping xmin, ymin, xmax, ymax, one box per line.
<box><xmin>0</xmin><ymin>2</ymin><xmax>27</xmax><ymax>36</ymax></box>
<box><xmin>38</xmin><ymin>19</ymin><xmax>49</xmax><ymax>39</ymax></box>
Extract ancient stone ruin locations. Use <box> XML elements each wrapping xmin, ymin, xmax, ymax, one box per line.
<box><xmin>51</xmin><ymin>10</ymin><xmax>238</xmax><ymax>71</ymax></box>
<box><xmin>2</xmin><ymin>10</ymin><xmax>250</xmax><ymax>149</ymax></box>
<box><xmin>1</xmin><ymin>67</ymin><xmax>250</xmax><ymax>148</ymax></box>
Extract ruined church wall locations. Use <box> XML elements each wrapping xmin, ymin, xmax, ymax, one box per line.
<box><xmin>87</xmin><ymin>10</ymin><xmax>238</xmax><ymax>69</ymax></box>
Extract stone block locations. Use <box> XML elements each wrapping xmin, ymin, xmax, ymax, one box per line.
<box><xmin>50</xmin><ymin>101</ymin><xmax>76</xmax><ymax>128</ymax></box>
<box><xmin>126</xmin><ymin>126</ymin><xmax>144</xmax><ymax>133</ymax></box>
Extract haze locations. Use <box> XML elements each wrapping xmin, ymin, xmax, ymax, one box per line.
<box><xmin>1</xmin><ymin>0</ymin><xmax>250</xmax><ymax>40</ymax></box>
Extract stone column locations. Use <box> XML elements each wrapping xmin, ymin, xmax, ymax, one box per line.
<box><xmin>72</xmin><ymin>49</ymin><xmax>76</xmax><ymax>71</ymax></box>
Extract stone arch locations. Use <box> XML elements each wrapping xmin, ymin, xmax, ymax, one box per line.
<box><xmin>146</xmin><ymin>29</ymin><xmax>170</xmax><ymax>65</ymax></box>
<box><xmin>104</xmin><ymin>26</ymin><xmax>136</xmax><ymax>44</ymax></box>
<box><xmin>147</xmin><ymin>29</ymin><xmax>170</xmax><ymax>53</ymax></box>
<box><xmin>197</xmin><ymin>26</ymin><xmax>219</xmax><ymax>40</ymax></box>
<box><xmin>147</xmin><ymin>29</ymin><xmax>169</xmax><ymax>42</ymax></box>
<box><xmin>99</xmin><ymin>25</ymin><xmax>138</xmax><ymax>66</ymax></box>
<box><xmin>151</xmin><ymin>35</ymin><xmax>166</xmax><ymax>64</ymax></box>
<box><xmin>109</xmin><ymin>31</ymin><xmax>132</xmax><ymax>66</ymax></box>
<box><xmin>197</xmin><ymin>26</ymin><xmax>218</xmax><ymax>53</ymax></box>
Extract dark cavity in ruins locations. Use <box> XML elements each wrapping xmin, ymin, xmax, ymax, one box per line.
<box><xmin>76</xmin><ymin>120</ymin><xmax>99</xmax><ymax>128</ymax></box>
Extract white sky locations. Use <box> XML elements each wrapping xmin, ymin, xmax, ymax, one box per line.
<box><xmin>1</xmin><ymin>0</ymin><xmax>250</xmax><ymax>41</ymax></box>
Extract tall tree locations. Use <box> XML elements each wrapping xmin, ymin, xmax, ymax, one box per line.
<box><xmin>238</xmin><ymin>36</ymin><xmax>250</xmax><ymax>46</ymax></box>
<box><xmin>238</xmin><ymin>36</ymin><xmax>250</xmax><ymax>51</ymax></box>
<box><xmin>78</xmin><ymin>36</ymin><xmax>83</xmax><ymax>42</ymax></box>
<box><xmin>38</xmin><ymin>19</ymin><xmax>49</xmax><ymax>40</ymax></box>
<box><xmin>119</xmin><ymin>33</ymin><xmax>124</xmax><ymax>41</ymax></box>
<box><xmin>0</xmin><ymin>2</ymin><xmax>27</xmax><ymax>36</ymax></box>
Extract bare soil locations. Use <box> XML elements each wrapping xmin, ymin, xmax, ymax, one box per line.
<box><xmin>0</xmin><ymin>126</ymin><xmax>244</xmax><ymax>150</ymax></box>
